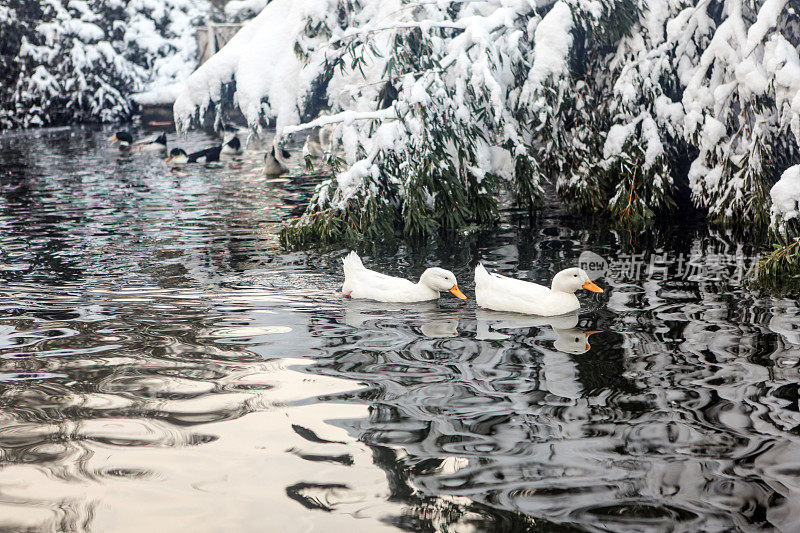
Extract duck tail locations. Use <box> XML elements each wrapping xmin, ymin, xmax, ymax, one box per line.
<box><xmin>187</xmin><ymin>148</ymin><xmax>207</xmax><ymax>163</ymax></box>
<box><xmin>474</xmin><ymin>263</ymin><xmax>491</xmax><ymax>285</ymax></box>
<box><xmin>342</xmin><ymin>251</ymin><xmax>364</xmax><ymax>275</ymax></box>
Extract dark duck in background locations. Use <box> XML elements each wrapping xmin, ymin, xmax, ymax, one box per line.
<box><xmin>263</xmin><ymin>146</ymin><xmax>290</xmax><ymax>176</ymax></box>
<box><xmin>166</xmin><ymin>145</ymin><xmax>221</xmax><ymax>165</ymax></box>
<box><xmin>109</xmin><ymin>132</ymin><xmax>167</xmax><ymax>154</ymax></box>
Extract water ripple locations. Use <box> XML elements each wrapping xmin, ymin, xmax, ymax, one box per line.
<box><xmin>0</xmin><ymin>127</ymin><xmax>799</xmax><ymax>530</ymax></box>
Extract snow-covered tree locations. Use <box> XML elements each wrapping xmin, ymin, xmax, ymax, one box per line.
<box><xmin>173</xmin><ymin>0</ymin><xmax>800</xmax><ymax>258</ymax></box>
<box><xmin>0</xmin><ymin>1</ymin><xmax>41</xmax><ymax>129</ymax></box>
<box><xmin>763</xmin><ymin>163</ymin><xmax>800</xmax><ymax>289</ymax></box>
<box><xmin>224</xmin><ymin>0</ymin><xmax>270</xmax><ymax>22</ymax></box>
<box><xmin>0</xmin><ymin>0</ymin><xmax>207</xmax><ymax>129</ymax></box>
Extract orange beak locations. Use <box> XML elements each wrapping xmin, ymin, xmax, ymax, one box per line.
<box><xmin>165</xmin><ymin>156</ymin><xmax>173</xmax><ymax>162</ymax></box>
<box><xmin>449</xmin><ymin>285</ymin><xmax>467</xmax><ymax>300</ymax></box>
<box><xmin>109</xmin><ymin>134</ymin><xmax>118</xmax><ymax>144</ymax></box>
<box><xmin>582</xmin><ymin>281</ymin><xmax>603</xmax><ymax>293</ymax></box>
<box><xmin>584</xmin><ymin>330</ymin><xmax>601</xmax><ymax>351</ymax></box>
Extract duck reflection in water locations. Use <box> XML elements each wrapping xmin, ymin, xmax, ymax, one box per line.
<box><xmin>475</xmin><ymin>310</ymin><xmax>601</xmax><ymax>354</ymax></box>
<box><xmin>342</xmin><ymin>300</ymin><xmax>462</xmax><ymax>338</ymax></box>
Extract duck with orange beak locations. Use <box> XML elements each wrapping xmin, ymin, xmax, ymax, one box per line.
<box><xmin>109</xmin><ymin>131</ymin><xmax>167</xmax><ymax>154</ymax></box>
<box><xmin>475</xmin><ymin>264</ymin><xmax>603</xmax><ymax>316</ymax></box>
<box><xmin>341</xmin><ymin>251</ymin><xmax>467</xmax><ymax>303</ymax></box>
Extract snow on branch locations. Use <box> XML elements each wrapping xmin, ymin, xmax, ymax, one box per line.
<box><xmin>281</xmin><ymin>108</ymin><xmax>397</xmax><ymax>137</ymax></box>
<box><xmin>771</xmin><ymin>165</ymin><xmax>800</xmax><ymax>226</ymax></box>
<box><xmin>175</xmin><ymin>0</ymin><xmax>329</xmax><ymax>134</ymax></box>
<box><xmin>172</xmin><ymin>0</ymin><xmax>800</xmax><ymax>245</ymax></box>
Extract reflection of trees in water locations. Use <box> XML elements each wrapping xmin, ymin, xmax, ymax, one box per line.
<box><xmin>305</xmin><ymin>309</ymin><xmax>608</xmax><ymax>529</ymax></box>
<box><xmin>0</xmin><ymin>128</ymin><xmax>319</xmax><ymax>288</ymax></box>
<box><xmin>0</xmin><ymin>131</ymin><xmax>327</xmax><ymax>528</ymax></box>
<box><xmin>302</xmin><ymin>235</ymin><xmax>800</xmax><ymax>530</ymax></box>
<box><xmin>0</xmin><ymin>130</ymin><xmax>796</xmax><ymax>529</ymax></box>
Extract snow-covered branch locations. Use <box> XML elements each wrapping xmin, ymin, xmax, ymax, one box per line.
<box><xmin>170</xmin><ymin>0</ymin><xmax>800</xmax><ymax>249</ymax></box>
<box><xmin>281</xmin><ymin>108</ymin><xmax>398</xmax><ymax>136</ymax></box>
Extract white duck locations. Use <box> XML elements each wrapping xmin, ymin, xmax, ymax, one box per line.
<box><xmin>341</xmin><ymin>251</ymin><xmax>467</xmax><ymax>303</ymax></box>
<box><xmin>475</xmin><ymin>264</ymin><xmax>603</xmax><ymax>316</ymax></box>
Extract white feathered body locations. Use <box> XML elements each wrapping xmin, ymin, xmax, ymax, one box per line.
<box><xmin>132</xmin><ymin>134</ymin><xmax>167</xmax><ymax>154</ymax></box>
<box><xmin>342</xmin><ymin>252</ymin><xmax>439</xmax><ymax>302</ymax></box>
<box><xmin>474</xmin><ymin>264</ymin><xmax>579</xmax><ymax>316</ymax></box>
<box><xmin>136</xmin><ymin>142</ymin><xmax>167</xmax><ymax>154</ymax></box>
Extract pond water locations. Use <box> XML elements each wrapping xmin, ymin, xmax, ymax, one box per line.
<box><xmin>0</xmin><ymin>126</ymin><xmax>799</xmax><ymax>532</ymax></box>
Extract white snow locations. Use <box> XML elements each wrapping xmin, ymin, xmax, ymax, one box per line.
<box><xmin>225</xmin><ymin>0</ymin><xmax>270</xmax><ymax>20</ymax></box>
<box><xmin>668</xmin><ymin>0</ymin><xmax>800</xmax><ymax>225</ymax></box>
<box><xmin>0</xmin><ymin>6</ymin><xmax>14</xmax><ymax>23</ymax></box>
<box><xmin>744</xmin><ymin>0</ymin><xmax>788</xmax><ymax>57</ymax></box>
<box><xmin>603</xmin><ymin>122</ymin><xmax>635</xmax><ymax>159</ymax></box>
<box><xmin>521</xmin><ymin>2</ymin><xmax>573</xmax><ymax>99</ymax></box>
<box><xmin>174</xmin><ymin>0</ymin><xmax>329</xmax><ymax>133</ymax></box>
<box><xmin>701</xmin><ymin>116</ymin><xmax>727</xmax><ymax>146</ymax></box>
<box><xmin>131</xmin><ymin>83</ymin><xmax>185</xmax><ymax>106</ymax></box>
<box><xmin>654</xmin><ymin>95</ymin><xmax>684</xmax><ymax>126</ymax></box>
<box><xmin>164</xmin><ymin>0</ymin><xmax>800</xmax><ymax>237</ymax></box>
<box><xmin>5</xmin><ymin>0</ymin><xmax>207</xmax><ymax>127</ymax></box>
<box><xmin>703</xmin><ymin>166</ymin><xmax>724</xmax><ymax>190</ymax></box>
<box><xmin>641</xmin><ymin>115</ymin><xmax>664</xmax><ymax>171</ymax></box>
<box><xmin>127</xmin><ymin>0</ymin><xmax>206</xmax><ymax>106</ymax></box>
<box><xmin>771</xmin><ymin>165</ymin><xmax>800</xmax><ymax>222</ymax></box>
<box><xmin>173</xmin><ymin>0</ymin><xmax>545</xmax><ymax>213</ymax></box>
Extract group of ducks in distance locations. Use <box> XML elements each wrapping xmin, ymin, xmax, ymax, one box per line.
<box><xmin>341</xmin><ymin>251</ymin><xmax>603</xmax><ymax>316</ymax></box>
<box><xmin>108</xmin><ymin>124</ymin><xmax>331</xmax><ymax>176</ymax></box>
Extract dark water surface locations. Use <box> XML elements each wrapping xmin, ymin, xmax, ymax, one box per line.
<box><xmin>0</xmin><ymin>126</ymin><xmax>799</xmax><ymax>532</ymax></box>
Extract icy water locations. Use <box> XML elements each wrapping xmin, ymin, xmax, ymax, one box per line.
<box><xmin>0</xmin><ymin>126</ymin><xmax>799</xmax><ymax>532</ymax></box>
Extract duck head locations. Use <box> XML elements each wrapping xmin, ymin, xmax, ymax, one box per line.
<box><xmin>551</xmin><ymin>267</ymin><xmax>604</xmax><ymax>294</ymax></box>
<box><xmin>109</xmin><ymin>131</ymin><xmax>133</xmax><ymax>145</ymax></box>
<box><xmin>553</xmin><ymin>329</ymin><xmax>602</xmax><ymax>354</ymax></box>
<box><xmin>166</xmin><ymin>148</ymin><xmax>187</xmax><ymax>164</ymax></box>
<box><xmin>419</xmin><ymin>268</ymin><xmax>467</xmax><ymax>299</ymax></box>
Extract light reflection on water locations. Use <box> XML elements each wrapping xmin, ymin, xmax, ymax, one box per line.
<box><xmin>0</xmin><ymin>126</ymin><xmax>799</xmax><ymax>531</ymax></box>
